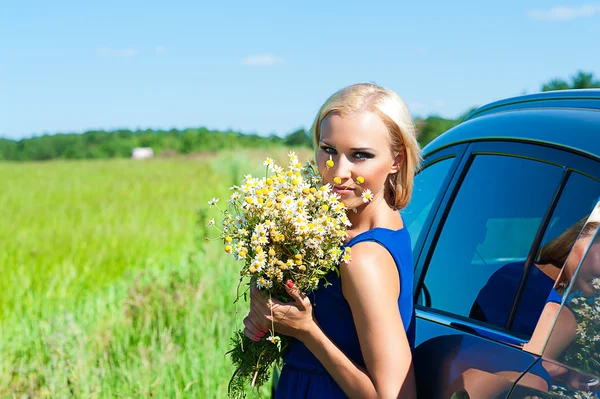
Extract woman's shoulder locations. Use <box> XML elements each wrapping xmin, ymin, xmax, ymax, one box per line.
<box><xmin>341</xmin><ymin>228</ymin><xmax>409</xmax><ymax>280</ymax></box>
<box><xmin>340</xmin><ymin>239</ymin><xmax>402</xmax><ymax>299</ymax></box>
<box><xmin>345</xmin><ymin>227</ymin><xmax>410</xmax><ymax>249</ymax></box>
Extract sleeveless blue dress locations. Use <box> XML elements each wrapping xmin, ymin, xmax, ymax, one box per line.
<box><xmin>275</xmin><ymin>227</ymin><xmax>415</xmax><ymax>398</ymax></box>
<box><xmin>470</xmin><ymin>262</ymin><xmax>558</xmax><ymax>337</ymax></box>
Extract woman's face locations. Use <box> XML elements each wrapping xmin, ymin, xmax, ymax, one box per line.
<box><xmin>563</xmin><ymin>230</ymin><xmax>600</xmax><ymax>296</ymax></box>
<box><xmin>572</xmin><ymin>241</ymin><xmax>600</xmax><ymax>297</ymax></box>
<box><xmin>317</xmin><ymin>111</ymin><xmax>400</xmax><ymax>210</ymax></box>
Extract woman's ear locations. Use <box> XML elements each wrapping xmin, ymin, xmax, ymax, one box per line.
<box><xmin>391</xmin><ymin>151</ymin><xmax>404</xmax><ymax>174</ymax></box>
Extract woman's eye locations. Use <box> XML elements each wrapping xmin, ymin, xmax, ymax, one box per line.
<box><xmin>354</xmin><ymin>152</ymin><xmax>373</xmax><ymax>159</ymax></box>
<box><xmin>321</xmin><ymin>146</ymin><xmax>336</xmax><ymax>154</ymax></box>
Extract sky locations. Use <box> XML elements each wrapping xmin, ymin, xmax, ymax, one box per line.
<box><xmin>1</xmin><ymin>1</ymin><xmax>600</xmax><ymax>140</ymax></box>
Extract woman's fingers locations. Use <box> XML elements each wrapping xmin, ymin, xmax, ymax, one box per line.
<box><xmin>250</xmin><ymin>302</ymin><xmax>271</xmax><ymax>331</ymax></box>
<box><xmin>243</xmin><ymin>315</ymin><xmax>265</xmax><ymax>341</ymax></box>
<box><xmin>250</xmin><ymin>284</ymin><xmax>269</xmax><ymax>306</ymax></box>
<box><xmin>244</xmin><ymin>326</ymin><xmax>262</xmax><ymax>342</ymax></box>
<box><xmin>284</xmin><ymin>280</ymin><xmax>310</xmax><ymax>310</ymax></box>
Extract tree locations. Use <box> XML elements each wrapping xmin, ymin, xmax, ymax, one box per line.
<box><xmin>415</xmin><ymin>116</ymin><xmax>461</xmax><ymax>147</ymax></box>
<box><xmin>541</xmin><ymin>71</ymin><xmax>600</xmax><ymax>91</ymax></box>
<box><xmin>284</xmin><ymin>129</ymin><xmax>313</xmax><ymax>148</ymax></box>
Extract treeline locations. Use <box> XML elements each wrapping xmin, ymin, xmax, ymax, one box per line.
<box><xmin>0</xmin><ymin>119</ymin><xmax>460</xmax><ymax>162</ymax></box>
<box><xmin>2</xmin><ymin>71</ymin><xmax>597</xmax><ymax>162</ymax></box>
<box><xmin>0</xmin><ymin>128</ymin><xmax>305</xmax><ymax>161</ymax></box>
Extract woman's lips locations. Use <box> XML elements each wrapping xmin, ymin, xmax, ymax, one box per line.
<box><xmin>333</xmin><ymin>185</ymin><xmax>355</xmax><ymax>195</ymax></box>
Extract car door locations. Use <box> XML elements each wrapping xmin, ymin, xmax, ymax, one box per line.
<box><xmin>405</xmin><ymin>141</ymin><xmax>600</xmax><ymax>399</ymax></box>
<box><xmin>504</xmin><ymin>202</ymin><xmax>600</xmax><ymax>398</ymax></box>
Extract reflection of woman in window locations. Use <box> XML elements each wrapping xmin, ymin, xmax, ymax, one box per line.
<box><xmin>446</xmin><ymin>217</ymin><xmax>599</xmax><ymax>397</ymax></box>
<box><xmin>522</xmin><ymin>218</ymin><xmax>599</xmax><ymax>354</ymax></box>
<box><xmin>523</xmin><ymin>222</ymin><xmax>600</xmax><ymax>392</ymax></box>
<box><xmin>471</xmin><ymin>217</ymin><xmax>599</xmax><ymax>338</ymax></box>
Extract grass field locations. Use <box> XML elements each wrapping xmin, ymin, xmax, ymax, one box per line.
<box><xmin>0</xmin><ymin>148</ymin><xmax>312</xmax><ymax>398</ymax></box>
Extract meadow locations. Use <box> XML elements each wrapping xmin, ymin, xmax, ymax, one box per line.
<box><xmin>0</xmin><ymin>148</ymin><xmax>311</xmax><ymax>398</ymax></box>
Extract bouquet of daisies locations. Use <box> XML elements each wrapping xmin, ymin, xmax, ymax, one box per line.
<box><xmin>561</xmin><ymin>285</ymin><xmax>600</xmax><ymax>374</ymax></box>
<box><xmin>207</xmin><ymin>152</ymin><xmax>352</xmax><ymax>398</ymax></box>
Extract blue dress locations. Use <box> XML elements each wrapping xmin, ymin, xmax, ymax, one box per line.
<box><xmin>470</xmin><ymin>261</ymin><xmax>558</xmax><ymax>337</ymax></box>
<box><xmin>275</xmin><ymin>227</ymin><xmax>415</xmax><ymax>398</ymax></box>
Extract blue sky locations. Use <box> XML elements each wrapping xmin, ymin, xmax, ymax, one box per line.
<box><xmin>2</xmin><ymin>1</ymin><xmax>599</xmax><ymax>139</ymax></box>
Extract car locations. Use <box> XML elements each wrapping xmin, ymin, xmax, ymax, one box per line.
<box><xmin>404</xmin><ymin>89</ymin><xmax>600</xmax><ymax>398</ymax></box>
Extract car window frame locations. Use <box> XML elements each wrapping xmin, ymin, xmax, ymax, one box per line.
<box><xmin>408</xmin><ymin>143</ymin><xmax>470</xmax><ymax>271</ymax></box>
<box><xmin>413</xmin><ymin>139</ymin><xmax>600</xmax><ymax>345</ymax></box>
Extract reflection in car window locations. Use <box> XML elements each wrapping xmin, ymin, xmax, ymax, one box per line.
<box><xmin>539</xmin><ymin>206</ymin><xmax>600</xmax><ymax>394</ymax></box>
<box><xmin>422</xmin><ymin>155</ymin><xmax>563</xmax><ymax>326</ymax></box>
<box><xmin>509</xmin><ymin>173</ymin><xmax>600</xmax><ymax>338</ymax></box>
<box><xmin>401</xmin><ymin>158</ymin><xmax>453</xmax><ymax>254</ymax></box>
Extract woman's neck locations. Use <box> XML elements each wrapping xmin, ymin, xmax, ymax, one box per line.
<box><xmin>345</xmin><ymin>197</ymin><xmax>403</xmax><ymax>240</ymax></box>
<box><xmin>535</xmin><ymin>262</ymin><xmax>561</xmax><ymax>281</ymax></box>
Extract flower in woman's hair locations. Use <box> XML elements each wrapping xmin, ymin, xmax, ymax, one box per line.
<box><xmin>208</xmin><ymin>197</ymin><xmax>219</xmax><ymax>207</ymax></box>
<box><xmin>361</xmin><ymin>189</ymin><xmax>373</xmax><ymax>203</ymax></box>
<box><xmin>333</xmin><ymin>177</ymin><xmax>342</xmax><ymax>185</ymax></box>
<box><xmin>356</xmin><ymin>176</ymin><xmax>364</xmax><ymax>184</ymax></box>
<box><xmin>593</xmin><ymin>278</ymin><xmax>600</xmax><ymax>290</ymax></box>
<box><xmin>326</xmin><ymin>155</ymin><xmax>334</xmax><ymax>168</ymax></box>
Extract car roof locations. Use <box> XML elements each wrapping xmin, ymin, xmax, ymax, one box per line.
<box><xmin>423</xmin><ymin>89</ymin><xmax>600</xmax><ymax>160</ymax></box>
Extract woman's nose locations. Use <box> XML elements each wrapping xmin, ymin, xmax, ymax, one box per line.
<box><xmin>331</xmin><ymin>155</ymin><xmax>353</xmax><ymax>179</ymax></box>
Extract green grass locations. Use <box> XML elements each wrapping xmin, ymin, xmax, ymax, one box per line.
<box><xmin>0</xmin><ymin>149</ymin><xmax>311</xmax><ymax>398</ymax></box>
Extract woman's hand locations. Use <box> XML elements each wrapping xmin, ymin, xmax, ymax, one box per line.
<box><xmin>243</xmin><ymin>280</ymin><xmax>316</xmax><ymax>342</ymax></box>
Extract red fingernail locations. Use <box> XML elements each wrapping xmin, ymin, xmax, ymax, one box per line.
<box><xmin>258</xmin><ymin>331</ymin><xmax>265</xmax><ymax>336</ymax></box>
<box><xmin>286</xmin><ymin>280</ymin><xmax>294</xmax><ymax>288</ymax></box>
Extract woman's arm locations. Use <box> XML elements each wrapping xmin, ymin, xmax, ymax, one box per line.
<box><xmin>299</xmin><ymin>241</ymin><xmax>415</xmax><ymax>399</ymax></box>
<box><xmin>523</xmin><ymin>302</ymin><xmax>577</xmax><ymax>358</ymax></box>
<box><xmin>522</xmin><ymin>301</ymin><xmax>577</xmax><ymax>384</ymax></box>
<box><xmin>244</xmin><ymin>242</ymin><xmax>415</xmax><ymax>398</ymax></box>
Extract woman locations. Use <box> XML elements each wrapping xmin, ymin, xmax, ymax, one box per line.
<box><xmin>444</xmin><ymin>213</ymin><xmax>600</xmax><ymax>397</ymax></box>
<box><xmin>471</xmin><ymin>216</ymin><xmax>599</xmax><ymax>338</ymax></box>
<box><xmin>242</xmin><ymin>83</ymin><xmax>422</xmax><ymax>398</ymax></box>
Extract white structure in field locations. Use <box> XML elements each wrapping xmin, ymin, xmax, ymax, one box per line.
<box><xmin>131</xmin><ymin>147</ymin><xmax>154</xmax><ymax>160</ymax></box>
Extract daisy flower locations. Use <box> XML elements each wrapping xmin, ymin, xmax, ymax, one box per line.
<box><xmin>326</xmin><ymin>155</ymin><xmax>334</xmax><ymax>168</ymax></box>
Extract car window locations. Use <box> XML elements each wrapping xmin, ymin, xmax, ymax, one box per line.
<box><xmin>542</xmin><ymin>205</ymin><xmax>600</xmax><ymax>383</ymax></box>
<box><xmin>510</xmin><ymin>173</ymin><xmax>600</xmax><ymax>338</ymax></box>
<box><xmin>421</xmin><ymin>155</ymin><xmax>563</xmax><ymax>329</ymax></box>
<box><xmin>401</xmin><ymin>158</ymin><xmax>454</xmax><ymax>254</ymax></box>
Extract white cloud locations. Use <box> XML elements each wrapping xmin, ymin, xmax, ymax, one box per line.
<box><xmin>241</xmin><ymin>54</ymin><xmax>284</xmax><ymax>67</ymax></box>
<box><xmin>155</xmin><ymin>46</ymin><xmax>168</xmax><ymax>55</ymax></box>
<box><xmin>96</xmin><ymin>48</ymin><xmax>138</xmax><ymax>58</ymax></box>
<box><xmin>527</xmin><ymin>4</ymin><xmax>600</xmax><ymax>20</ymax></box>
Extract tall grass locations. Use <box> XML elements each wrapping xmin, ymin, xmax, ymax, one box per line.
<box><xmin>0</xmin><ymin>149</ymin><xmax>312</xmax><ymax>398</ymax></box>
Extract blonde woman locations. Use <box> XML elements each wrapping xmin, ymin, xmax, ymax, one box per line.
<box><xmin>243</xmin><ymin>83</ymin><xmax>422</xmax><ymax>398</ymax></box>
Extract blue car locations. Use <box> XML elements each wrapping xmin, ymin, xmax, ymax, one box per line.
<box><xmin>404</xmin><ymin>89</ymin><xmax>600</xmax><ymax>398</ymax></box>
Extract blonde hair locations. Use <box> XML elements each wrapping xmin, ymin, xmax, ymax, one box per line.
<box><xmin>310</xmin><ymin>83</ymin><xmax>422</xmax><ymax>210</ymax></box>
<box><xmin>538</xmin><ymin>216</ymin><xmax>600</xmax><ymax>269</ymax></box>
